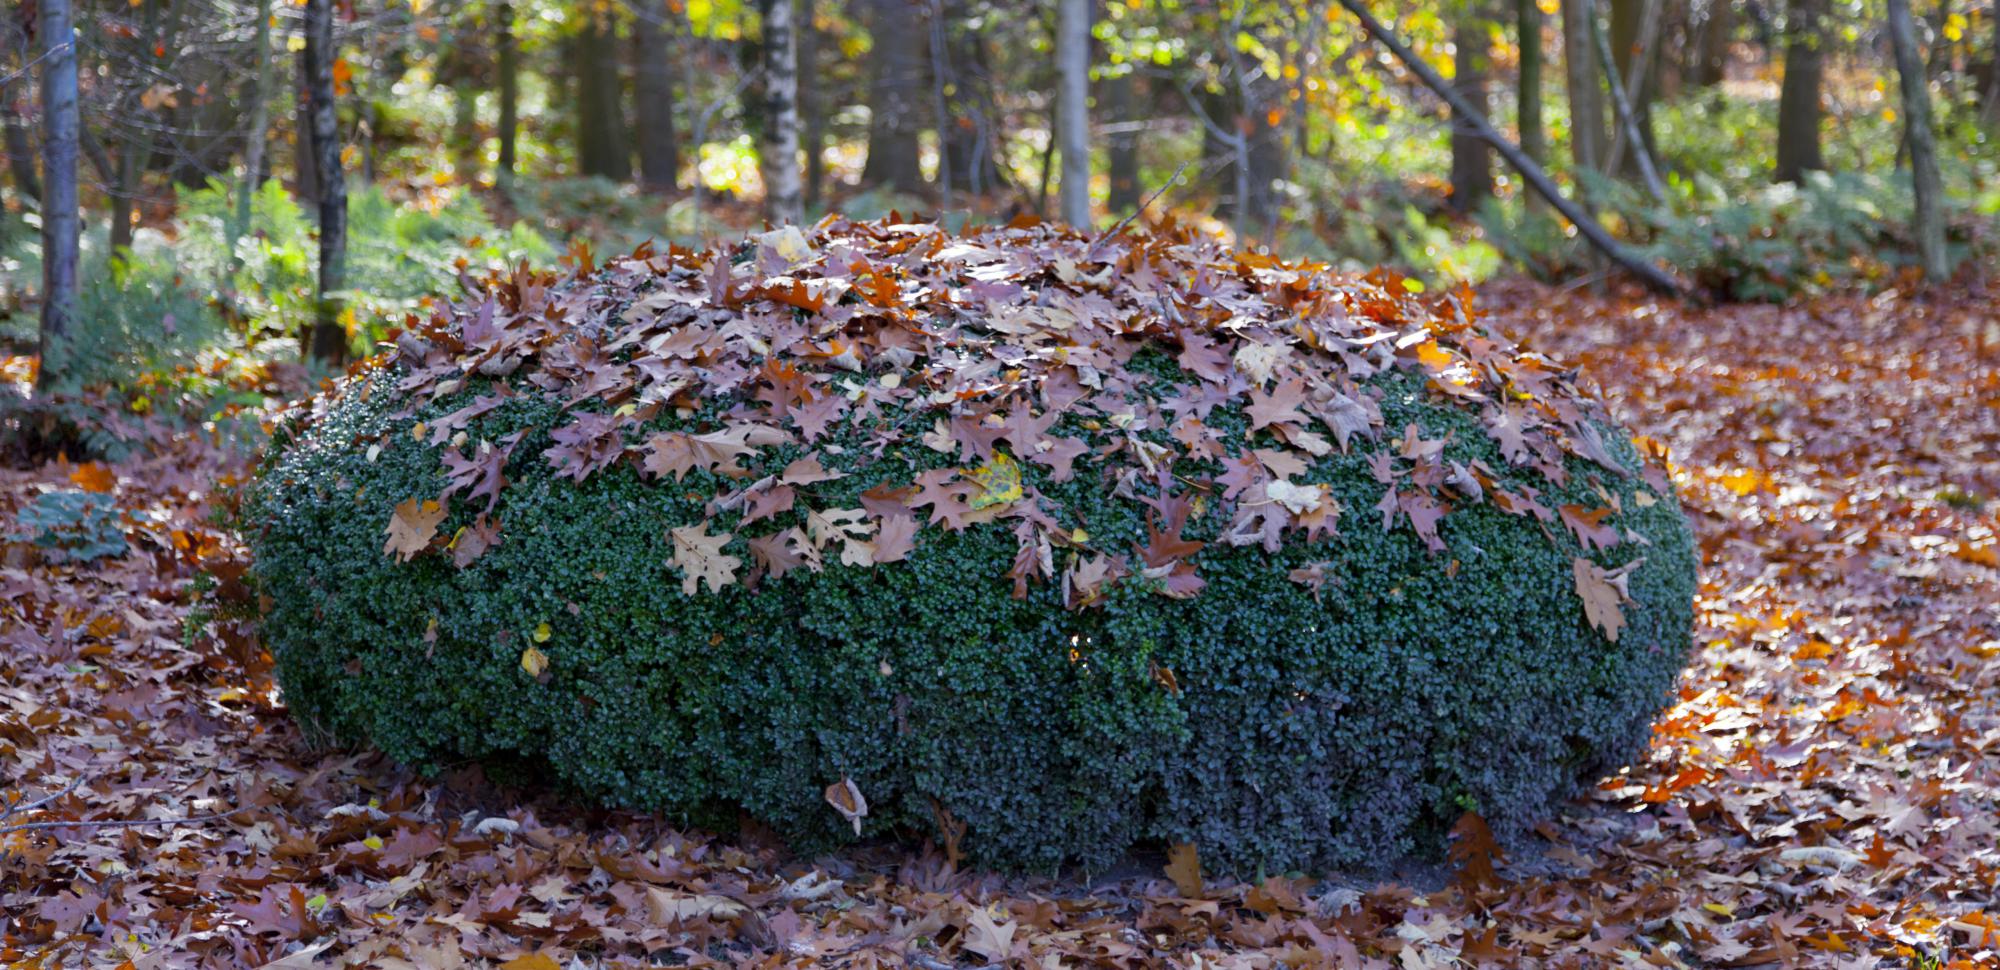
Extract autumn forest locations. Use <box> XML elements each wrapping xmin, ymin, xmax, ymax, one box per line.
<box><xmin>1</xmin><ymin>0</ymin><xmax>1998</xmax><ymax>967</ymax></box>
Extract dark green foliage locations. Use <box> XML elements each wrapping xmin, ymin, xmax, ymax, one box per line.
<box><xmin>13</xmin><ymin>489</ymin><xmax>128</xmax><ymax>561</ymax></box>
<box><xmin>246</xmin><ymin>337</ymin><xmax>1696</xmax><ymax>874</ymax></box>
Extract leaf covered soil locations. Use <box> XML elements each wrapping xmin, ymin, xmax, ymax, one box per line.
<box><xmin>2</xmin><ymin>275</ymin><xmax>1999</xmax><ymax>967</ymax></box>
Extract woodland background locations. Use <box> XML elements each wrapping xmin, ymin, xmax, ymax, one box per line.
<box><xmin>1</xmin><ymin>0</ymin><xmax>1999</xmax><ymax>967</ymax></box>
<box><xmin>1</xmin><ymin>0</ymin><xmax>1997</xmax><ymax>394</ymax></box>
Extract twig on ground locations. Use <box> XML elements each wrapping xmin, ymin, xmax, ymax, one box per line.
<box><xmin>0</xmin><ymin>805</ymin><xmax>253</xmax><ymax>837</ymax></box>
<box><xmin>0</xmin><ymin>776</ymin><xmax>87</xmax><ymax>823</ymax></box>
<box><xmin>1084</xmin><ymin>160</ymin><xmax>1193</xmax><ymax>261</ymax></box>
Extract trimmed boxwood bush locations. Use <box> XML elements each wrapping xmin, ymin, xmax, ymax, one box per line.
<box><xmin>243</xmin><ymin>218</ymin><xmax>1696</xmax><ymax>874</ymax></box>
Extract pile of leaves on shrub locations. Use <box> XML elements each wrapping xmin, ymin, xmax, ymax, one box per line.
<box><xmin>241</xmin><ymin>216</ymin><xmax>1697</xmax><ymax>873</ymax></box>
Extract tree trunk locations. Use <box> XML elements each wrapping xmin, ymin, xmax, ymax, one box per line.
<box><xmin>37</xmin><ymin>0</ymin><xmax>81</xmax><ymax>392</ymax></box>
<box><xmin>1241</xmin><ymin>73</ymin><xmax>1287</xmax><ymax>241</ymax></box>
<box><xmin>633</xmin><ymin>0</ymin><xmax>679</xmax><ymax>192</ymax></box>
<box><xmin>1056</xmin><ymin>0</ymin><xmax>1090</xmax><ymax>227</ymax></box>
<box><xmin>1592</xmin><ymin>0</ymin><xmax>1667</xmax><ymax>200</ymax></box>
<box><xmin>295</xmin><ymin>46</ymin><xmax>319</xmax><ymax>201</ymax></box>
<box><xmin>0</xmin><ymin>8</ymin><xmax>38</xmax><ymax>206</ymax></box>
<box><xmin>799</xmin><ymin>0</ymin><xmax>825</xmax><ymax>208</ymax></box>
<box><xmin>1983</xmin><ymin>0</ymin><xmax>2000</xmax><ymax>131</ymax></box>
<box><xmin>497</xmin><ymin>1</ymin><xmax>519</xmax><ymax>179</ymax></box>
<box><xmin>236</xmin><ymin>0</ymin><xmax>275</xmax><ymax>247</ymax></box>
<box><xmin>1608</xmin><ymin>0</ymin><xmax>1659</xmax><ymax>177</ymax></box>
<box><xmin>1517</xmin><ymin>0</ymin><xmax>1546</xmax><ymax>168</ymax></box>
<box><xmin>861</xmin><ymin>0</ymin><xmax>927</xmax><ymax>194</ymax></box>
<box><xmin>303</xmin><ymin>0</ymin><xmax>348</xmax><ymax>366</ymax></box>
<box><xmin>1450</xmin><ymin>15</ymin><xmax>1494</xmax><ymax>214</ymax></box>
<box><xmin>575</xmin><ymin>17</ymin><xmax>632</xmax><ymax>181</ymax></box>
<box><xmin>1773</xmin><ymin>0</ymin><xmax>1825</xmax><ymax>182</ymax></box>
<box><xmin>759</xmin><ymin>0</ymin><xmax>804</xmax><ymax>223</ymax></box>
<box><xmin>2</xmin><ymin>90</ymin><xmax>39</xmax><ymax>204</ymax></box>
<box><xmin>939</xmin><ymin>0</ymin><xmax>1007</xmax><ymax>196</ymax></box>
<box><xmin>1692</xmin><ymin>0</ymin><xmax>1730</xmax><ymax>88</ymax></box>
<box><xmin>1888</xmin><ymin>0</ymin><xmax>1948</xmax><ymax>280</ymax></box>
<box><xmin>1335</xmin><ymin>0</ymin><xmax>1684</xmax><ymax>295</ymax></box>
<box><xmin>1560</xmin><ymin>0</ymin><xmax>1609</xmax><ymax>179</ymax></box>
<box><xmin>1105</xmin><ymin>70</ymin><xmax>1142</xmax><ymax>214</ymax></box>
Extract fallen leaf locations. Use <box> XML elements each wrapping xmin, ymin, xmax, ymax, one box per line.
<box><xmin>1165</xmin><ymin>842</ymin><xmax>1204</xmax><ymax>897</ymax></box>
<box><xmin>669</xmin><ymin>523</ymin><xmax>741</xmax><ymax>595</ymax></box>
<box><xmin>383</xmin><ymin>497</ymin><xmax>448</xmax><ymax>561</ymax></box>
<box><xmin>824</xmin><ymin>777</ymin><xmax>867</xmax><ymax>836</ymax></box>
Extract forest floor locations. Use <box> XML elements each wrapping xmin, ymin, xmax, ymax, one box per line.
<box><xmin>1</xmin><ymin>278</ymin><xmax>1998</xmax><ymax>969</ymax></box>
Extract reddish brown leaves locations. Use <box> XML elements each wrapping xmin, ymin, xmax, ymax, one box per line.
<box><xmin>541</xmin><ymin>412</ymin><xmax>627</xmax><ymax>482</ymax></box>
<box><xmin>8</xmin><ymin>276</ymin><xmax>2000</xmax><ymax>968</ymax></box>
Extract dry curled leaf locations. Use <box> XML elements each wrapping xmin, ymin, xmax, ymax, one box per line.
<box><xmin>823</xmin><ymin>776</ymin><xmax>867</xmax><ymax>836</ymax></box>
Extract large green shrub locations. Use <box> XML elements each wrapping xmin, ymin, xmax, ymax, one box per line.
<box><xmin>243</xmin><ymin>219</ymin><xmax>1696</xmax><ymax>873</ymax></box>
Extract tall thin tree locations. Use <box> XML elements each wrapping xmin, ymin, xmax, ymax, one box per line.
<box><xmin>574</xmin><ymin>15</ymin><xmax>631</xmax><ymax>180</ymax></box>
<box><xmin>1450</xmin><ymin>10</ymin><xmax>1494</xmax><ymax>214</ymax></box>
<box><xmin>1516</xmin><ymin>0</ymin><xmax>1546</xmax><ymax>170</ymax></box>
<box><xmin>861</xmin><ymin>0</ymin><xmax>926</xmax><ymax>194</ymax></box>
<box><xmin>1774</xmin><ymin>0</ymin><xmax>1827</xmax><ymax>182</ymax></box>
<box><xmin>1560</xmin><ymin>0</ymin><xmax>1608</xmax><ymax>179</ymax></box>
<box><xmin>37</xmin><ymin>0</ymin><xmax>81</xmax><ymax>392</ymax></box>
<box><xmin>759</xmin><ymin>0</ymin><xmax>803</xmax><ymax>223</ymax></box>
<box><xmin>1105</xmin><ymin>69</ymin><xmax>1141</xmax><ymax>214</ymax></box>
<box><xmin>1887</xmin><ymin>0</ymin><xmax>1948</xmax><ymax>280</ymax></box>
<box><xmin>235</xmin><ymin>0</ymin><xmax>276</xmax><ymax>253</ymax></box>
<box><xmin>302</xmin><ymin>0</ymin><xmax>348</xmax><ymax>365</ymax></box>
<box><xmin>1055</xmin><ymin>0</ymin><xmax>1090</xmax><ymax>227</ymax></box>
<box><xmin>799</xmin><ymin>0</ymin><xmax>826</xmax><ymax>208</ymax></box>
<box><xmin>633</xmin><ymin>0</ymin><xmax>679</xmax><ymax>192</ymax></box>
<box><xmin>497</xmin><ymin>1</ymin><xmax>519</xmax><ymax>179</ymax></box>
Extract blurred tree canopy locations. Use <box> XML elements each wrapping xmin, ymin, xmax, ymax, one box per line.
<box><xmin>3</xmin><ymin>0</ymin><xmax>1998</xmax><ymax>381</ymax></box>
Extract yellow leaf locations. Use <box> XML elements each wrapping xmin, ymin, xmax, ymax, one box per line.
<box><xmin>965</xmin><ymin>452</ymin><xmax>1023</xmax><ymax>510</ymax></box>
<box><xmin>520</xmin><ymin>646</ymin><xmax>548</xmax><ymax>677</ymax></box>
<box><xmin>1704</xmin><ymin>902</ymin><xmax>1735</xmax><ymax>918</ymax></box>
<box><xmin>498</xmin><ymin>955</ymin><xmax>561</xmax><ymax>970</ymax></box>
<box><xmin>533</xmin><ymin>621</ymin><xmax>552</xmax><ymax>643</ymax></box>
<box><xmin>362</xmin><ymin>835</ymin><xmax>384</xmax><ymax>851</ymax></box>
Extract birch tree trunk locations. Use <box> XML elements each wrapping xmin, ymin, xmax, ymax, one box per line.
<box><xmin>303</xmin><ymin>0</ymin><xmax>349</xmax><ymax>366</ymax></box>
<box><xmin>759</xmin><ymin>0</ymin><xmax>803</xmax><ymax>223</ymax></box>
<box><xmin>1055</xmin><ymin>0</ymin><xmax>1090</xmax><ymax>227</ymax></box>
<box><xmin>37</xmin><ymin>0</ymin><xmax>81</xmax><ymax>392</ymax></box>
<box><xmin>1887</xmin><ymin>0</ymin><xmax>1948</xmax><ymax>280</ymax></box>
